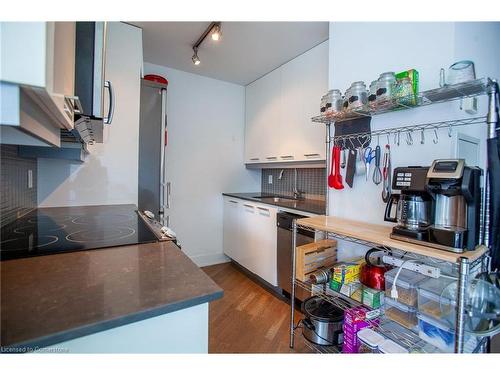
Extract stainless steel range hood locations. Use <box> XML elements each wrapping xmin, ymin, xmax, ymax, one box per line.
<box><xmin>71</xmin><ymin>21</ymin><xmax>114</xmax><ymax>144</ymax></box>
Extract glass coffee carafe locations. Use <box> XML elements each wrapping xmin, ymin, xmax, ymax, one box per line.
<box><xmin>384</xmin><ymin>193</ymin><xmax>433</xmax><ymax>230</ymax></box>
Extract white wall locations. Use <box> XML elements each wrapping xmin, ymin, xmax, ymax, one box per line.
<box><xmin>144</xmin><ymin>62</ymin><xmax>261</xmax><ymax>267</ymax></box>
<box><xmin>327</xmin><ymin>22</ymin><xmax>500</xmax><ymax>259</ymax></box>
<box><xmin>37</xmin><ymin>22</ymin><xmax>143</xmax><ymax>207</ymax></box>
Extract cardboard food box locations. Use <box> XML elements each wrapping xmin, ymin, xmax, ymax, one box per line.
<box><xmin>295</xmin><ymin>239</ymin><xmax>337</xmax><ymax>282</ymax></box>
<box><xmin>342</xmin><ymin>306</ymin><xmax>380</xmax><ymax>353</ymax></box>
<box><xmin>332</xmin><ymin>258</ymin><xmax>364</xmax><ymax>285</ymax></box>
<box><xmin>362</xmin><ymin>286</ymin><xmax>384</xmax><ymax>309</ymax></box>
<box><xmin>396</xmin><ymin>69</ymin><xmax>419</xmax><ymax>105</ymax></box>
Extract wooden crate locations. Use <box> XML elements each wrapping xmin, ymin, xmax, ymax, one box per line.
<box><xmin>295</xmin><ymin>239</ymin><xmax>337</xmax><ymax>282</ymax></box>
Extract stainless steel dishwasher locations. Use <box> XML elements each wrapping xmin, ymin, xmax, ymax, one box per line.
<box><xmin>277</xmin><ymin>211</ymin><xmax>314</xmax><ymax>301</ymax></box>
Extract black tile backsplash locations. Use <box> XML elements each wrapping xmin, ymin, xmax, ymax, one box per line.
<box><xmin>1</xmin><ymin>145</ymin><xmax>37</xmax><ymax>227</ymax></box>
<box><xmin>261</xmin><ymin>168</ymin><xmax>325</xmax><ymax>200</ymax></box>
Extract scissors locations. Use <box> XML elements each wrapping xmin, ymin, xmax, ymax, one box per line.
<box><xmin>363</xmin><ymin>147</ymin><xmax>376</xmax><ymax>181</ymax></box>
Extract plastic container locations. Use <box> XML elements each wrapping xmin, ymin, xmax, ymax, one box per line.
<box><xmin>384</xmin><ymin>268</ymin><xmax>429</xmax><ymax>307</ymax></box>
<box><xmin>378</xmin><ymin>339</ymin><xmax>409</xmax><ymax>353</ymax></box>
<box><xmin>417</xmin><ymin>312</ymin><xmax>455</xmax><ymax>352</ymax></box>
<box><xmin>384</xmin><ymin>297</ymin><xmax>418</xmax><ymax>330</ymax></box>
<box><xmin>417</xmin><ymin>277</ymin><xmax>457</xmax><ymax>325</ymax></box>
<box><xmin>357</xmin><ymin>328</ymin><xmax>385</xmax><ymax>353</ymax></box>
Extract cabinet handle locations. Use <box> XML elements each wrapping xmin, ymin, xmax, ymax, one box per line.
<box><xmin>257</xmin><ymin>207</ymin><xmax>270</xmax><ymax>212</ymax></box>
<box><xmin>104</xmin><ymin>80</ymin><xmax>115</xmax><ymax>124</ymax></box>
<box><xmin>304</xmin><ymin>153</ymin><xmax>320</xmax><ymax>158</ymax></box>
<box><xmin>243</xmin><ymin>204</ymin><xmax>254</xmax><ymax>209</ymax></box>
<box><xmin>266</xmin><ymin>156</ymin><xmax>278</xmax><ymax>160</ymax></box>
<box><xmin>249</xmin><ymin>158</ymin><xmax>260</xmax><ymax>161</ymax></box>
<box><xmin>228</xmin><ymin>200</ymin><xmax>238</xmax><ymax>204</ymax></box>
<box><xmin>280</xmin><ymin>155</ymin><xmax>294</xmax><ymax>160</ymax></box>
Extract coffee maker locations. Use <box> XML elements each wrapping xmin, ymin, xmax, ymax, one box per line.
<box><xmin>384</xmin><ymin>159</ymin><xmax>482</xmax><ymax>253</ymax></box>
<box><xmin>384</xmin><ymin>166</ymin><xmax>433</xmax><ymax>241</ymax></box>
<box><xmin>426</xmin><ymin>159</ymin><xmax>482</xmax><ymax>253</ymax></box>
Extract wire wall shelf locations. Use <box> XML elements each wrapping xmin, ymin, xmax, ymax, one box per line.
<box><xmin>311</xmin><ymin>78</ymin><xmax>492</xmax><ymax>124</ymax></box>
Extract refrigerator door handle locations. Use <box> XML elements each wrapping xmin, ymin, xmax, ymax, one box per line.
<box><xmin>160</xmin><ymin>88</ymin><xmax>168</xmax><ymax>220</ymax></box>
<box><xmin>166</xmin><ymin>182</ymin><xmax>171</xmax><ymax>209</ymax></box>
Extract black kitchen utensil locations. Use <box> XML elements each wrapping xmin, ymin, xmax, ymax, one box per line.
<box><xmin>346</xmin><ymin>149</ymin><xmax>356</xmax><ymax>188</ymax></box>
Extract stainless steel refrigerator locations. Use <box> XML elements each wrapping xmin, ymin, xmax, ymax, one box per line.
<box><xmin>138</xmin><ymin>79</ymin><xmax>168</xmax><ymax>225</ymax></box>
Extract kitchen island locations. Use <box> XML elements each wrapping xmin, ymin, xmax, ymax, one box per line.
<box><xmin>0</xmin><ymin>241</ymin><xmax>223</xmax><ymax>353</ymax></box>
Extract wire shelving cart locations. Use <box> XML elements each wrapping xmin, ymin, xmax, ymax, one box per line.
<box><xmin>289</xmin><ymin>78</ymin><xmax>499</xmax><ymax>354</ymax></box>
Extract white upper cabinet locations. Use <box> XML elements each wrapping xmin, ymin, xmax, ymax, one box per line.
<box><xmin>244</xmin><ymin>68</ymin><xmax>281</xmax><ymax>163</ymax></box>
<box><xmin>244</xmin><ymin>41</ymin><xmax>328</xmax><ymax>165</ymax></box>
<box><xmin>1</xmin><ymin>22</ymin><xmax>77</xmax><ymax>134</ymax></box>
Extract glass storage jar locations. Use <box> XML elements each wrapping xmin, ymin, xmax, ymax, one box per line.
<box><xmin>368</xmin><ymin>80</ymin><xmax>378</xmax><ymax>110</ymax></box>
<box><xmin>343</xmin><ymin>87</ymin><xmax>352</xmax><ymax>112</ymax></box>
<box><xmin>376</xmin><ymin>72</ymin><xmax>397</xmax><ymax>106</ymax></box>
<box><xmin>320</xmin><ymin>93</ymin><xmax>328</xmax><ymax>114</ymax></box>
<box><xmin>395</xmin><ymin>77</ymin><xmax>415</xmax><ymax>106</ymax></box>
<box><xmin>324</xmin><ymin>89</ymin><xmax>343</xmax><ymax>116</ymax></box>
<box><xmin>347</xmin><ymin>81</ymin><xmax>368</xmax><ymax>111</ymax></box>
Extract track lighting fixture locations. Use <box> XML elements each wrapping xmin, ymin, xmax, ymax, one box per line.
<box><xmin>211</xmin><ymin>23</ymin><xmax>221</xmax><ymax>41</ymax></box>
<box><xmin>192</xmin><ymin>47</ymin><xmax>201</xmax><ymax>65</ymax></box>
<box><xmin>191</xmin><ymin>22</ymin><xmax>222</xmax><ymax>66</ymax></box>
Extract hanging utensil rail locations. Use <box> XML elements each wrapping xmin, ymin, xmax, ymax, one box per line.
<box><xmin>330</xmin><ymin>116</ymin><xmax>486</xmax><ymax>146</ymax></box>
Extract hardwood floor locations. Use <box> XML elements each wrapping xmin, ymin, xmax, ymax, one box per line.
<box><xmin>202</xmin><ymin>262</ymin><xmax>314</xmax><ymax>353</ymax></box>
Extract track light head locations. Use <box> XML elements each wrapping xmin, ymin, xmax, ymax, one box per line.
<box><xmin>211</xmin><ymin>23</ymin><xmax>221</xmax><ymax>41</ymax></box>
<box><xmin>192</xmin><ymin>47</ymin><xmax>200</xmax><ymax>66</ymax></box>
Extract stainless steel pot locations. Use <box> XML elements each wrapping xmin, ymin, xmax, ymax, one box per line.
<box><xmin>302</xmin><ymin>296</ymin><xmax>344</xmax><ymax>346</ymax></box>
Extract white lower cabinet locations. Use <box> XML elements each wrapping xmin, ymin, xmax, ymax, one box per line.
<box><xmin>223</xmin><ymin>197</ymin><xmax>278</xmax><ymax>286</ymax></box>
<box><xmin>222</xmin><ymin>197</ymin><xmax>241</xmax><ymax>262</ymax></box>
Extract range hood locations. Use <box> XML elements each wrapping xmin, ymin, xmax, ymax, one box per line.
<box><xmin>69</xmin><ymin>21</ymin><xmax>114</xmax><ymax>144</ymax></box>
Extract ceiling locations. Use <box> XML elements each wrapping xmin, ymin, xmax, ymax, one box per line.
<box><xmin>131</xmin><ymin>22</ymin><xmax>329</xmax><ymax>86</ymax></box>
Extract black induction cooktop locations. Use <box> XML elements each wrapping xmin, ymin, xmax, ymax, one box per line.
<box><xmin>0</xmin><ymin>205</ymin><xmax>159</xmax><ymax>261</ymax></box>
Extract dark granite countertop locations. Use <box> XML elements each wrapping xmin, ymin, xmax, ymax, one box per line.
<box><xmin>223</xmin><ymin>192</ymin><xmax>326</xmax><ymax>215</ymax></box>
<box><xmin>0</xmin><ymin>241</ymin><xmax>223</xmax><ymax>349</ymax></box>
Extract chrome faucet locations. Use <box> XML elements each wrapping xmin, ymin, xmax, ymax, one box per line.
<box><xmin>278</xmin><ymin>169</ymin><xmax>285</xmax><ymax>180</ymax></box>
<box><xmin>293</xmin><ymin>168</ymin><xmax>305</xmax><ymax>200</ymax></box>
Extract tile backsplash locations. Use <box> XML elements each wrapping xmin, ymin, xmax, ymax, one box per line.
<box><xmin>261</xmin><ymin>168</ymin><xmax>325</xmax><ymax>201</ymax></box>
<box><xmin>1</xmin><ymin>145</ymin><xmax>37</xmax><ymax>227</ymax></box>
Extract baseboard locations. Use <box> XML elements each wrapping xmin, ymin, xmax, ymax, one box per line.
<box><xmin>189</xmin><ymin>252</ymin><xmax>231</xmax><ymax>267</ymax></box>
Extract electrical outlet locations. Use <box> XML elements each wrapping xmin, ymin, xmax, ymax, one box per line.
<box><xmin>268</xmin><ymin>175</ymin><xmax>273</xmax><ymax>184</ymax></box>
<box><xmin>27</xmin><ymin>169</ymin><xmax>33</xmax><ymax>189</ymax></box>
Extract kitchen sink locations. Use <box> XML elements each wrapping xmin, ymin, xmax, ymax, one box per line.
<box><xmin>268</xmin><ymin>197</ymin><xmax>298</xmax><ymax>203</ymax></box>
<box><xmin>255</xmin><ymin>196</ymin><xmax>299</xmax><ymax>204</ymax></box>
